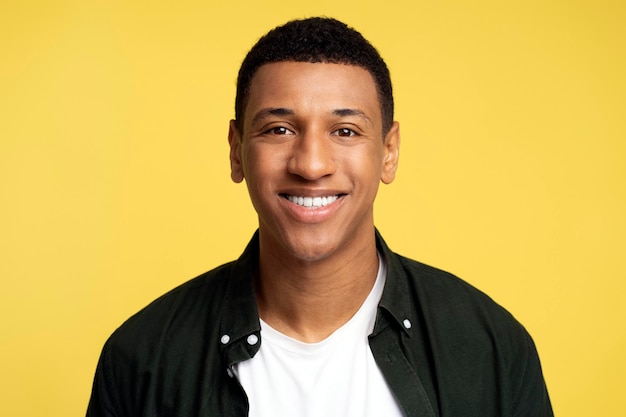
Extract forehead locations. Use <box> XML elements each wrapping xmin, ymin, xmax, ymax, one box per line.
<box><xmin>244</xmin><ymin>62</ymin><xmax>381</xmax><ymax>123</ymax></box>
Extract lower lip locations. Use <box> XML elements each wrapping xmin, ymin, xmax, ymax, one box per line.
<box><xmin>279</xmin><ymin>195</ymin><xmax>345</xmax><ymax>223</ymax></box>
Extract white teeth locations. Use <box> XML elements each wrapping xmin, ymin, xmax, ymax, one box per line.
<box><xmin>287</xmin><ymin>195</ymin><xmax>339</xmax><ymax>208</ymax></box>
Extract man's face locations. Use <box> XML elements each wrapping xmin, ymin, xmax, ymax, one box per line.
<box><xmin>229</xmin><ymin>62</ymin><xmax>399</xmax><ymax>262</ymax></box>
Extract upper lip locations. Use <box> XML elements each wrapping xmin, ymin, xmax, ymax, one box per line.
<box><xmin>278</xmin><ymin>189</ymin><xmax>347</xmax><ymax>198</ymax></box>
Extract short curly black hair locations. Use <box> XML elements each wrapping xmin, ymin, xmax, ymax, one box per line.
<box><xmin>235</xmin><ymin>17</ymin><xmax>394</xmax><ymax>135</ymax></box>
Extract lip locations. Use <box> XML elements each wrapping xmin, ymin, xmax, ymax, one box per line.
<box><xmin>278</xmin><ymin>187</ymin><xmax>346</xmax><ymax>198</ymax></box>
<box><xmin>278</xmin><ymin>191</ymin><xmax>346</xmax><ymax>223</ymax></box>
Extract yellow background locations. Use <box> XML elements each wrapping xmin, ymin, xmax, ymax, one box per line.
<box><xmin>1</xmin><ymin>1</ymin><xmax>624</xmax><ymax>415</ymax></box>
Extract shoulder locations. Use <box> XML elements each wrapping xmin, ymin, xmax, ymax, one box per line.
<box><xmin>393</xmin><ymin>252</ymin><xmax>542</xmax><ymax>382</ymax></box>
<box><xmin>100</xmin><ymin>232</ymin><xmax>261</xmax><ymax>366</ymax></box>
<box><xmin>390</xmin><ymin>253</ymin><xmax>552</xmax><ymax>412</ymax></box>
<box><xmin>104</xmin><ymin>261</ymin><xmax>236</xmax><ymax>357</ymax></box>
<box><xmin>384</xmin><ymin>249</ymin><xmax>535</xmax><ymax>368</ymax></box>
<box><xmin>377</xmin><ymin>232</ymin><xmax>524</xmax><ymax>340</ymax></box>
<box><xmin>376</xmin><ymin>234</ymin><xmax>552</xmax><ymax>414</ymax></box>
<box><xmin>397</xmin><ymin>253</ymin><xmax>522</xmax><ymax>332</ymax></box>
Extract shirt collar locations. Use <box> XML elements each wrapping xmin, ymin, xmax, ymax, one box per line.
<box><xmin>374</xmin><ymin>229</ymin><xmax>415</xmax><ymax>338</ymax></box>
<box><xmin>218</xmin><ymin>229</ymin><xmax>414</xmax><ymax>350</ymax></box>
<box><xmin>218</xmin><ymin>231</ymin><xmax>262</xmax><ymax>354</ymax></box>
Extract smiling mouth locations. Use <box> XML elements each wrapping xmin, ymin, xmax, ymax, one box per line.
<box><xmin>281</xmin><ymin>194</ymin><xmax>342</xmax><ymax>208</ymax></box>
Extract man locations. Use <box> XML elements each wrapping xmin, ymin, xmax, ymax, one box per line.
<box><xmin>87</xmin><ymin>17</ymin><xmax>553</xmax><ymax>417</ymax></box>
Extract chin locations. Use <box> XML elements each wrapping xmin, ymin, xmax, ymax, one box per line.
<box><xmin>259</xmin><ymin>221</ymin><xmax>363</xmax><ymax>264</ymax></box>
<box><xmin>283</xmin><ymin>237</ymin><xmax>337</xmax><ymax>263</ymax></box>
<box><xmin>265</xmin><ymin>225</ymin><xmax>345</xmax><ymax>263</ymax></box>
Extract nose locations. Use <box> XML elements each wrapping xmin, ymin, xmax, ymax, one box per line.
<box><xmin>287</xmin><ymin>129</ymin><xmax>336</xmax><ymax>180</ymax></box>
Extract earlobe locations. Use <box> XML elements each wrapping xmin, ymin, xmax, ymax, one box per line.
<box><xmin>228</xmin><ymin>120</ymin><xmax>245</xmax><ymax>183</ymax></box>
<box><xmin>381</xmin><ymin>121</ymin><xmax>400</xmax><ymax>184</ymax></box>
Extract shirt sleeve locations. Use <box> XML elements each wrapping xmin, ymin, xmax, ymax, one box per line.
<box><xmin>511</xmin><ymin>330</ymin><xmax>554</xmax><ymax>417</ymax></box>
<box><xmin>86</xmin><ymin>343</ymin><xmax>122</xmax><ymax>417</ymax></box>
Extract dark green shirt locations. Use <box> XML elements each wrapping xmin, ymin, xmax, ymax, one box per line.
<box><xmin>87</xmin><ymin>231</ymin><xmax>553</xmax><ymax>417</ymax></box>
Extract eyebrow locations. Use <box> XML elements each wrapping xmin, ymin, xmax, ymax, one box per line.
<box><xmin>250</xmin><ymin>108</ymin><xmax>295</xmax><ymax>126</ymax></box>
<box><xmin>333</xmin><ymin>108</ymin><xmax>365</xmax><ymax>117</ymax></box>
<box><xmin>332</xmin><ymin>108</ymin><xmax>372</xmax><ymax>124</ymax></box>
<box><xmin>249</xmin><ymin>107</ymin><xmax>372</xmax><ymax>126</ymax></box>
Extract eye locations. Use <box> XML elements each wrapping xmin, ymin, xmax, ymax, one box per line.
<box><xmin>266</xmin><ymin>126</ymin><xmax>294</xmax><ymax>135</ymax></box>
<box><xmin>333</xmin><ymin>128</ymin><xmax>357</xmax><ymax>137</ymax></box>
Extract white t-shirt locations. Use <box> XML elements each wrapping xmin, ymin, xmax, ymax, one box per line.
<box><xmin>234</xmin><ymin>255</ymin><xmax>404</xmax><ymax>417</ymax></box>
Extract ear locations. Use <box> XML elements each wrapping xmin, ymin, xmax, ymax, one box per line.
<box><xmin>381</xmin><ymin>121</ymin><xmax>400</xmax><ymax>184</ymax></box>
<box><xmin>228</xmin><ymin>120</ymin><xmax>245</xmax><ymax>183</ymax></box>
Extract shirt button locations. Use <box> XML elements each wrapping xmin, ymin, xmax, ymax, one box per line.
<box><xmin>220</xmin><ymin>334</ymin><xmax>230</xmax><ymax>344</ymax></box>
<box><xmin>247</xmin><ymin>334</ymin><xmax>259</xmax><ymax>345</ymax></box>
<box><xmin>403</xmin><ymin>319</ymin><xmax>412</xmax><ymax>329</ymax></box>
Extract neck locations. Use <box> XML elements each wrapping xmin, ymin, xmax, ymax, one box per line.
<box><xmin>255</xmin><ymin>230</ymin><xmax>379</xmax><ymax>343</ymax></box>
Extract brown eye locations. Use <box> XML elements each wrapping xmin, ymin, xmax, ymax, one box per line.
<box><xmin>334</xmin><ymin>128</ymin><xmax>356</xmax><ymax>137</ymax></box>
<box><xmin>269</xmin><ymin>126</ymin><xmax>293</xmax><ymax>135</ymax></box>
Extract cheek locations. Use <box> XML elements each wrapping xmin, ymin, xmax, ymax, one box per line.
<box><xmin>342</xmin><ymin>148</ymin><xmax>384</xmax><ymax>179</ymax></box>
<box><xmin>241</xmin><ymin>145</ymin><xmax>264</xmax><ymax>177</ymax></box>
<box><xmin>246</xmin><ymin>154</ymin><xmax>273</xmax><ymax>176</ymax></box>
<box><xmin>241</xmin><ymin>146</ymin><xmax>284</xmax><ymax>188</ymax></box>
